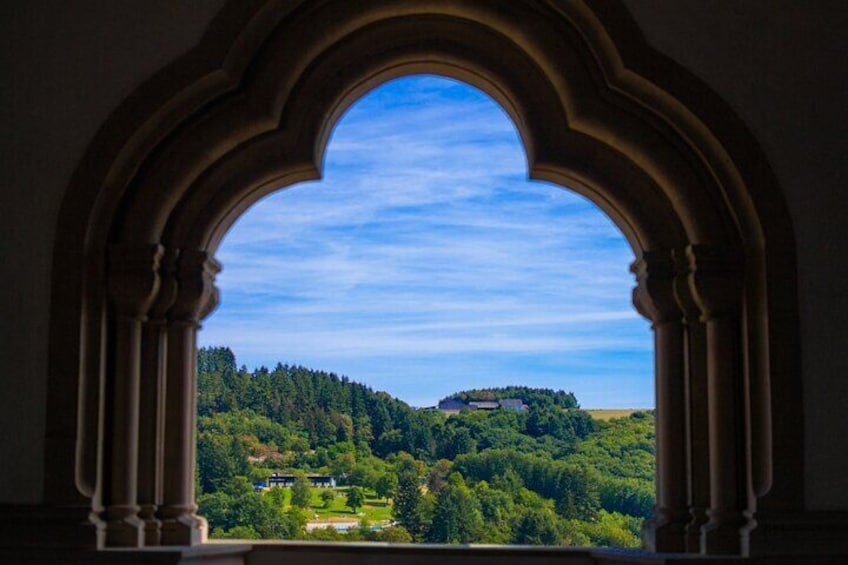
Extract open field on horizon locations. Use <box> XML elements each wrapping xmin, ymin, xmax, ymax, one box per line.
<box><xmin>585</xmin><ymin>409</ymin><xmax>646</xmax><ymax>421</ymax></box>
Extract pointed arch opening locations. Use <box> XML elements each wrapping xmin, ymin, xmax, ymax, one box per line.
<box><xmin>196</xmin><ymin>74</ymin><xmax>654</xmax><ymax>547</ymax></box>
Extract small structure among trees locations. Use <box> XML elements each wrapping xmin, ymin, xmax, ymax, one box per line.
<box><xmin>437</xmin><ymin>397</ymin><xmax>528</xmax><ymax>414</ymax></box>
<box><xmin>267</xmin><ymin>473</ymin><xmax>337</xmax><ymax>488</ymax></box>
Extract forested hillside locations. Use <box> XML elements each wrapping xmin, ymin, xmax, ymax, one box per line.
<box><xmin>196</xmin><ymin>347</ymin><xmax>654</xmax><ymax>546</ymax></box>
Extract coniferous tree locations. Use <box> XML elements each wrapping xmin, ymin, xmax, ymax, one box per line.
<box><xmin>392</xmin><ymin>453</ymin><xmax>424</xmax><ymax>539</ymax></box>
<box><xmin>426</xmin><ymin>473</ymin><xmax>483</xmax><ymax>543</ymax></box>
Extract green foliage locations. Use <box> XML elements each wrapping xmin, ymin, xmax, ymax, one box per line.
<box><xmin>375</xmin><ymin>472</ymin><xmax>398</xmax><ymax>501</ymax></box>
<box><xmin>392</xmin><ymin>453</ymin><xmax>425</xmax><ymax>539</ymax></box>
<box><xmin>454</xmin><ymin>449</ymin><xmax>600</xmax><ymax>521</ymax></box>
<box><xmin>346</xmin><ymin>487</ymin><xmax>366</xmax><ymax>513</ymax></box>
<box><xmin>215</xmin><ymin>525</ymin><xmax>261</xmax><ymax>540</ymax></box>
<box><xmin>196</xmin><ymin>347</ymin><xmax>656</xmax><ymax>548</ymax></box>
<box><xmin>568</xmin><ymin>412</ymin><xmax>655</xmax><ymax>481</ymax></box>
<box><xmin>512</xmin><ymin>507</ymin><xmax>563</xmax><ymax>545</ymax></box>
<box><xmin>349</xmin><ymin>462</ymin><xmax>380</xmax><ymax>489</ymax></box>
<box><xmin>426</xmin><ymin>459</ymin><xmax>452</xmax><ymax>494</ymax></box>
<box><xmin>198</xmin><ymin>477</ymin><xmax>302</xmax><ymax>539</ymax></box>
<box><xmin>563</xmin><ymin>511</ymin><xmax>642</xmax><ymax>548</ymax></box>
<box><xmin>290</xmin><ymin>476</ymin><xmax>312</xmax><ymax>509</ymax></box>
<box><xmin>320</xmin><ymin>489</ymin><xmax>336</xmax><ymax>508</ymax></box>
<box><xmin>472</xmin><ymin>481</ymin><xmax>514</xmax><ymax>543</ymax></box>
<box><xmin>372</xmin><ymin>526</ymin><xmax>413</xmax><ymax>542</ymax></box>
<box><xmin>426</xmin><ymin>473</ymin><xmax>483</xmax><ymax>543</ymax></box>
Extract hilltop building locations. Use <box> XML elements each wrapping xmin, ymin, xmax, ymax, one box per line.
<box><xmin>436</xmin><ymin>399</ymin><xmax>467</xmax><ymax>415</ymax></box>
<box><xmin>438</xmin><ymin>397</ymin><xmax>528</xmax><ymax>414</ymax></box>
<box><xmin>498</xmin><ymin>399</ymin><xmax>528</xmax><ymax>411</ymax></box>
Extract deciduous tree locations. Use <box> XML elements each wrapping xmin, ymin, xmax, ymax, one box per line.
<box><xmin>290</xmin><ymin>476</ymin><xmax>312</xmax><ymax>509</ymax></box>
<box><xmin>346</xmin><ymin>486</ymin><xmax>366</xmax><ymax>514</ymax></box>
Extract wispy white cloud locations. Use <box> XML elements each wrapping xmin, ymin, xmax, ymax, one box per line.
<box><xmin>199</xmin><ymin>75</ymin><xmax>652</xmax><ymax>408</ymax></box>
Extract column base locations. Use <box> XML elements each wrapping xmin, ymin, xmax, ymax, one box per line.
<box><xmin>684</xmin><ymin>508</ymin><xmax>708</xmax><ymax>554</ymax></box>
<box><xmin>701</xmin><ymin>510</ymin><xmax>752</xmax><ymax>555</ymax></box>
<box><xmin>140</xmin><ymin>506</ymin><xmax>162</xmax><ymax>546</ymax></box>
<box><xmin>642</xmin><ymin>510</ymin><xmax>689</xmax><ymax>553</ymax></box>
<box><xmin>161</xmin><ymin>512</ymin><xmax>207</xmax><ymax>546</ymax></box>
<box><xmin>104</xmin><ymin>512</ymin><xmax>145</xmax><ymax>547</ymax></box>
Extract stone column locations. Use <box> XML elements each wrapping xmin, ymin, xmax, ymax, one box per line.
<box><xmin>632</xmin><ymin>250</ymin><xmax>689</xmax><ymax>553</ymax></box>
<box><xmin>673</xmin><ymin>248</ymin><xmax>711</xmax><ymax>554</ymax></box>
<box><xmin>137</xmin><ymin>249</ymin><xmax>178</xmax><ymax>546</ymax></box>
<box><xmin>687</xmin><ymin>245</ymin><xmax>751</xmax><ymax>555</ymax></box>
<box><xmin>104</xmin><ymin>244</ymin><xmax>163</xmax><ymax>547</ymax></box>
<box><xmin>159</xmin><ymin>250</ymin><xmax>220</xmax><ymax>546</ymax></box>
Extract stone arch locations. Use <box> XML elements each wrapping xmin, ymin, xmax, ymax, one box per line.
<box><xmin>43</xmin><ymin>0</ymin><xmax>801</xmax><ymax>558</ymax></box>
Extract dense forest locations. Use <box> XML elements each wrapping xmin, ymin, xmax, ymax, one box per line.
<box><xmin>196</xmin><ymin>347</ymin><xmax>655</xmax><ymax>546</ymax></box>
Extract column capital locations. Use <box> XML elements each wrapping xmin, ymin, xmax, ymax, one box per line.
<box><xmin>148</xmin><ymin>248</ymin><xmax>179</xmax><ymax>324</ymax></box>
<box><xmin>686</xmin><ymin>244</ymin><xmax>744</xmax><ymax>321</ymax></box>
<box><xmin>107</xmin><ymin>244</ymin><xmax>164</xmax><ymax>318</ymax></box>
<box><xmin>631</xmin><ymin>249</ymin><xmax>680</xmax><ymax>326</ymax></box>
<box><xmin>168</xmin><ymin>250</ymin><xmax>221</xmax><ymax>324</ymax></box>
<box><xmin>671</xmin><ymin>247</ymin><xmax>702</xmax><ymax>324</ymax></box>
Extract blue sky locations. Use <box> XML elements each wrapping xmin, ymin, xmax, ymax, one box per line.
<box><xmin>198</xmin><ymin>75</ymin><xmax>653</xmax><ymax>409</ymax></box>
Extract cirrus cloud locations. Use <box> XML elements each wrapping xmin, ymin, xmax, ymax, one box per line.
<box><xmin>199</xmin><ymin>75</ymin><xmax>653</xmax><ymax>409</ymax></box>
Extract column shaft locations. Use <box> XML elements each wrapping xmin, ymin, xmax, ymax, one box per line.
<box><xmin>138</xmin><ymin>320</ymin><xmax>166</xmax><ymax>545</ymax></box>
<box><xmin>653</xmin><ymin>319</ymin><xmax>688</xmax><ymax>552</ymax></box>
<box><xmin>160</xmin><ymin>321</ymin><xmax>203</xmax><ymax>545</ymax></box>
<box><xmin>701</xmin><ymin>316</ymin><xmax>748</xmax><ymax>554</ymax></box>
<box><xmin>684</xmin><ymin>320</ymin><xmax>710</xmax><ymax>553</ymax></box>
<box><xmin>104</xmin><ymin>316</ymin><xmax>145</xmax><ymax>547</ymax></box>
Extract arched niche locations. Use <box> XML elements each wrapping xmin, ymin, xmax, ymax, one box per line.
<box><xmin>38</xmin><ymin>0</ymin><xmax>802</xmax><ymax>558</ymax></box>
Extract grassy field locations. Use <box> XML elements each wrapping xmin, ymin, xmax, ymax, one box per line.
<box><xmin>585</xmin><ymin>409</ymin><xmax>645</xmax><ymax>421</ymax></box>
<box><xmin>275</xmin><ymin>486</ymin><xmax>393</xmax><ymax>524</ymax></box>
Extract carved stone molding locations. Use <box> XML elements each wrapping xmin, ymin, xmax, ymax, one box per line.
<box><xmin>686</xmin><ymin>245</ymin><xmax>743</xmax><ymax>321</ymax></box>
<box><xmin>107</xmin><ymin>245</ymin><xmax>165</xmax><ymax>319</ymax></box>
<box><xmin>631</xmin><ymin>250</ymin><xmax>679</xmax><ymax>327</ymax></box>
<box><xmin>169</xmin><ymin>250</ymin><xmax>221</xmax><ymax>326</ymax></box>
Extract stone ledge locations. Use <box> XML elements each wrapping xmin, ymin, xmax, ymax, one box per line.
<box><xmin>2</xmin><ymin>543</ymin><xmax>848</xmax><ymax>565</ymax></box>
<box><xmin>0</xmin><ymin>544</ymin><xmax>250</xmax><ymax>564</ymax></box>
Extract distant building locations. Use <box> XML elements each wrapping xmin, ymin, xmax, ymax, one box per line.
<box><xmin>499</xmin><ymin>398</ymin><xmax>528</xmax><ymax>411</ymax></box>
<box><xmin>468</xmin><ymin>400</ymin><xmax>500</xmax><ymax>410</ymax></box>
<box><xmin>438</xmin><ymin>397</ymin><xmax>527</xmax><ymax>414</ymax></box>
<box><xmin>437</xmin><ymin>398</ymin><xmax>468</xmax><ymax>414</ymax></box>
<box><xmin>267</xmin><ymin>473</ymin><xmax>336</xmax><ymax>488</ymax></box>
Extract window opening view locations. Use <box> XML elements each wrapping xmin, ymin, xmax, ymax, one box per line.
<box><xmin>196</xmin><ymin>76</ymin><xmax>654</xmax><ymax>547</ymax></box>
